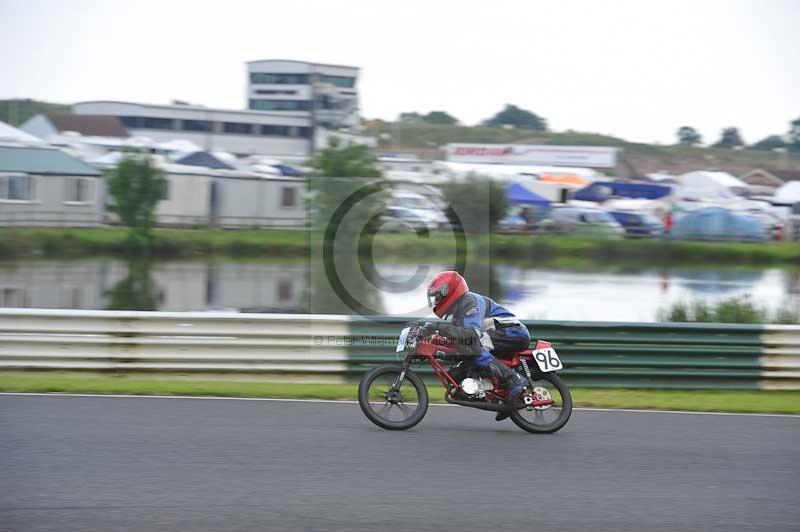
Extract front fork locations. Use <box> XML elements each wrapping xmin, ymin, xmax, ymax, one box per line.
<box><xmin>390</xmin><ymin>358</ymin><xmax>412</xmax><ymax>392</ymax></box>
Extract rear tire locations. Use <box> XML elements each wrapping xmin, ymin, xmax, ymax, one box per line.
<box><xmin>358</xmin><ymin>365</ymin><xmax>429</xmax><ymax>430</ymax></box>
<box><xmin>510</xmin><ymin>372</ymin><xmax>572</xmax><ymax>434</ymax></box>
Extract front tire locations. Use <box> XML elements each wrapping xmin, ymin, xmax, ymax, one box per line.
<box><xmin>510</xmin><ymin>372</ymin><xmax>572</xmax><ymax>434</ymax></box>
<box><xmin>358</xmin><ymin>365</ymin><xmax>429</xmax><ymax>430</ymax></box>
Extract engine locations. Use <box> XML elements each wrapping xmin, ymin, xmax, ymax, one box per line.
<box><xmin>460</xmin><ymin>377</ymin><xmax>494</xmax><ymax>398</ymax></box>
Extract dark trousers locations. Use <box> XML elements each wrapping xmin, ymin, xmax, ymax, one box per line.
<box><xmin>488</xmin><ymin>325</ymin><xmax>531</xmax><ymax>358</ymax></box>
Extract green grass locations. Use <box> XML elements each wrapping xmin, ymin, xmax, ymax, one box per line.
<box><xmin>1</xmin><ymin>372</ymin><xmax>798</xmax><ymax>414</ymax></box>
<box><xmin>2</xmin><ymin>227</ymin><xmax>799</xmax><ymax>265</ymax></box>
<box><xmin>0</xmin><ymin>227</ymin><xmax>309</xmax><ymax>259</ymax></box>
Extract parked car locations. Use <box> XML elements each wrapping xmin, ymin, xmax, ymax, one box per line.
<box><xmin>497</xmin><ymin>213</ymin><xmax>528</xmax><ymax>233</ymax></box>
<box><xmin>609</xmin><ymin>211</ymin><xmax>665</xmax><ymax>238</ymax></box>
<box><xmin>549</xmin><ymin>206</ymin><xmax>625</xmax><ymax>237</ymax></box>
<box><xmin>381</xmin><ymin>207</ymin><xmax>445</xmax><ymax>232</ymax></box>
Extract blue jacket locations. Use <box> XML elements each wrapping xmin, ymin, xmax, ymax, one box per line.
<box><xmin>442</xmin><ymin>292</ymin><xmax>530</xmax><ymax>352</ymax></box>
<box><xmin>451</xmin><ymin>292</ymin><xmax>517</xmax><ymax>332</ymax></box>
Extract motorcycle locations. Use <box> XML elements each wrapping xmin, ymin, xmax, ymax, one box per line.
<box><xmin>358</xmin><ymin>323</ymin><xmax>572</xmax><ymax>433</ymax></box>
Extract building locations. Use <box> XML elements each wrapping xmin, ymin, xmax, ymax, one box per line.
<box><xmin>210</xmin><ymin>172</ymin><xmax>306</xmax><ymax>228</ymax></box>
<box><xmin>21</xmin><ymin>113</ymin><xmax>129</xmax><ymax>139</ymax></box>
<box><xmin>89</xmin><ymin>152</ymin><xmax>308</xmax><ymax>228</ymax></box>
<box><xmin>22</xmin><ymin>60</ymin><xmax>367</xmax><ymax>159</ymax></box>
<box><xmin>71</xmin><ymin>101</ymin><xmax>313</xmax><ymax>157</ymax></box>
<box><xmin>246</xmin><ymin>60</ymin><xmax>359</xmax><ymax>129</ymax></box>
<box><xmin>741</xmin><ymin>169</ymin><xmax>800</xmax><ymax>189</ymax></box>
<box><xmin>0</xmin><ymin>145</ymin><xmax>104</xmax><ymax>226</ymax></box>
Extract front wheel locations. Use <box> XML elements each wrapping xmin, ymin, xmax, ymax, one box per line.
<box><xmin>510</xmin><ymin>372</ymin><xmax>572</xmax><ymax>434</ymax></box>
<box><xmin>358</xmin><ymin>365</ymin><xmax>429</xmax><ymax>430</ymax></box>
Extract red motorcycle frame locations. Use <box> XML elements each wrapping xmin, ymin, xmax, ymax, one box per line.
<box><xmin>358</xmin><ymin>324</ymin><xmax>573</xmax><ymax>432</ymax></box>
<box><xmin>416</xmin><ymin>333</ymin><xmax>556</xmax><ymax>409</ymax></box>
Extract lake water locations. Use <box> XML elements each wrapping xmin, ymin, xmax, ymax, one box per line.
<box><xmin>1</xmin><ymin>258</ymin><xmax>797</xmax><ymax>322</ymax></box>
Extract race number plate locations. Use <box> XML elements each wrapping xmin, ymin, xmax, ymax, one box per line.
<box><xmin>532</xmin><ymin>347</ymin><xmax>563</xmax><ymax>372</ymax></box>
<box><xmin>396</xmin><ymin>327</ymin><xmax>411</xmax><ymax>352</ymax></box>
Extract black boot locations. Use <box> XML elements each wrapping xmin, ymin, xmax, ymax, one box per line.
<box><xmin>485</xmin><ymin>359</ymin><xmax>526</xmax><ymax>421</ymax></box>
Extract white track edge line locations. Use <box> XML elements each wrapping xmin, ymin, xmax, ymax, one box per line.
<box><xmin>1</xmin><ymin>392</ymin><xmax>799</xmax><ymax>418</ymax></box>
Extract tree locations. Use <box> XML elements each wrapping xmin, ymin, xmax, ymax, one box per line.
<box><xmin>440</xmin><ymin>176</ymin><xmax>509</xmax><ymax>234</ymax></box>
<box><xmin>676</xmin><ymin>126</ymin><xmax>702</xmax><ymax>146</ymax></box>
<box><xmin>398</xmin><ymin>112</ymin><xmax>424</xmax><ymax>123</ymax></box>
<box><xmin>307</xmin><ymin>137</ymin><xmax>386</xmax><ymax>315</ymax></box>
<box><xmin>307</xmin><ymin>136</ymin><xmax>386</xmax><ymax>254</ymax></box>
<box><xmin>107</xmin><ymin>154</ymin><xmax>167</xmax><ymax>251</ymax></box>
<box><xmin>750</xmin><ymin>135</ymin><xmax>786</xmax><ymax>151</ymax></box>
<box><xmin>398</xmin><ymin>111</ymin><xmax>458</xmax><ymax>125</ymax></box>
<box><xmin>482</xmin><ymin>104</ymin><xmax>547</xmax><ymax>130</ymax></box>
<box><xmin>711</xmin><ymin>127</ymin><xmax>744</xmax><ymax>149</ymax></box>
<box><xmin>788</xmin><ymin>117</ymin><xmax>800</xmax><ymax>153</ymax></box>
<box><xmin>309</xmin><ymin>137</ymin><xmax>382</xmax><ymax>180</ymax></box>
<box><xmin>423</xmin><ymin>111</ymin><xmax>458</xmax><ymax>125</ymax></box>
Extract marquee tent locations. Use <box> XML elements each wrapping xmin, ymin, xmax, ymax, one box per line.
<box><xmin>506</xmin><ymin>182</ymin><xmax>551</xmax><ymax>205</ymax></box>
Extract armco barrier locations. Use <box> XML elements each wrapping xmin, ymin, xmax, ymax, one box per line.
<box><xmin>1</xmin><ymin>309</ymin><xmax>799</xmax><ymax>389</ymax></box>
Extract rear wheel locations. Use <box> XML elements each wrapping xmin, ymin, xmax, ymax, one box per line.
<box><xmin>510</xmin><ymin>372</ymin><xmax>572</xmax><ymax>434</ymax></box>
<box><xmin>358</xmin><ymin>365</ymin><xmax>428</xmax><ymax>430</ymax></box>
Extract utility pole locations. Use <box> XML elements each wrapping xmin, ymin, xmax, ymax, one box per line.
<box><xmin>308</xmin><ymin>73</ymin><xmax>317</xmax><ymax>158</ymax></box>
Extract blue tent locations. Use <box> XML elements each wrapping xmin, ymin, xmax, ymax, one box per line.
<box><xmin>272</xmin><ymin>163</ymin><xmax>303</xmax><ymax>177</ymax></box>
<box><xmin>175</xmin><ymin>151</ymin><xmax>234</xmax><ymax>170</ymax></box>
<box><xmin>573</xmin><ymin>181</ymin><xmax>672</xmax><ymax>202</ymax></box>
<box><xmin>672</xmin><ymin>207</ymin><xmax>768</xmax><ymax>242</ymax></box>
<box><xmin>506</xmin><ymin>183</ymin><xmax>550</xmax><ymax>205</ymax></box>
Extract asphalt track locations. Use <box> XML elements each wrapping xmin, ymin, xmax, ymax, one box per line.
<box><xmin>1</xmin><ymin>394</ymin><xmax>798</xmax><ymax>532</ymax></box>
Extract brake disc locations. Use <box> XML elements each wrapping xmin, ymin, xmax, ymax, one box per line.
<box><xmin>531</xmin><ymin>386</ymin><xmax>553</xmax><ymax>410</ymax></box>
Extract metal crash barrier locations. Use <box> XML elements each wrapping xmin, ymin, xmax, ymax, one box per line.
<box><xmin>0</xmin><ymin>309</ymin><xmax>798</xmax><ymax>389</ymax></box>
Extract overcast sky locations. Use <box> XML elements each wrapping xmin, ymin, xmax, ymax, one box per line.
<box><xmin>1</xmin><ymin>0</ymin><xmax>798</xmax><ymax>144</ymax></box>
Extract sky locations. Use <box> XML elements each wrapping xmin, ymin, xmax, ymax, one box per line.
<box><xmin>1</xmin><ymin>0</ymin><xmax>798</xmax><ymax>145</ymax></box>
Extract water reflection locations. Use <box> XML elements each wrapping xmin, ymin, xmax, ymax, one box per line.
<box><xmin>672</xmin><ymin>269</ymin><xmax>764</xmax><ymax>295</ymax></box>
<box><xmin>105</xmin><ymin>258</ymin><xmax>162</xmax><ymax>311</ymax></box>
<box><xmin>308</xmin><ymin>252</ymin><xmax>385</xmax><ymax>315</ymax></box>
<box><xmin>0</xmin><ymin>258</ymin><xmax>795</xmax><ymax>322</ymax></box>
<box><xmin>0</xmin><ymin>259</ymin><xmax>306</xmax><ymax>313</ymax></box>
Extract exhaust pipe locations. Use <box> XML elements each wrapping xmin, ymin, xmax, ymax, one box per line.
<box><xmin>445</xmin><ymin>392</ymin><xmax>512</xmax><ymax>413</ymax></box>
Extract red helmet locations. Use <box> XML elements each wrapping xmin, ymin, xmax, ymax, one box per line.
<box><xmin>427</xmin><ymin>271</ymin><xmax>468</xmax><ymax>317</ymax></box>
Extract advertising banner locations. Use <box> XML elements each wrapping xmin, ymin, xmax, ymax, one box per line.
<box><xmin>445</xmin><ymin>144</ymin><xmax>619</xmax><ymax>168</ymax></box>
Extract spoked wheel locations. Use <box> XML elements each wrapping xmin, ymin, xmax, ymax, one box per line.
<box><xmin>510</xmin><ymin>372</ymin><xmax>572</xmax><ymax>434</ymax></box>
<box><xmin>358</xmin><ymin>365</ymin><xmax>429</xmax><ymax>430</ymax></box>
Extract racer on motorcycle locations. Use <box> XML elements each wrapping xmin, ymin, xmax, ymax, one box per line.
<box><xmin>421</xmin><ymin>271</ymin><xmax>530</xmax><ymax>421</ymax></box>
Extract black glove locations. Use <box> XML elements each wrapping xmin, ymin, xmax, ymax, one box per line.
<box><xmin>419</xmin><ymin>321</ymin><xmax>437</xmax><ymax>337</ymax></box>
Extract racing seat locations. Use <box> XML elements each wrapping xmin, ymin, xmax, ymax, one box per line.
<box><xmin>494</xmin><ymin>340</ymin><xmax>551</xmax><ymax>361</ymax></box>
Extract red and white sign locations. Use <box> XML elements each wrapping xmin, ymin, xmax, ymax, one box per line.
<box><xmin>445</xmin><ymin>144</ymin><xmax>619</xmax><ymax>168</ymax></box>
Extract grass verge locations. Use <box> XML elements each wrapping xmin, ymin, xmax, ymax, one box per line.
<box><xmin>1</xmin><ymin>372</ymin><xmax>798</xmax><ymax>414</ymax></box>
<box><xmin>2</xmin><ymin>227</ymin><xmax>799</xmax><ymax>265</ymax></box>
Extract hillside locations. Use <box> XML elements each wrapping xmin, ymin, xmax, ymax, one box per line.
<box><xmin>0</xmin><ymin>99</ymin><xmax>71</xmax><ymax>126</ymax></box>
<box><xmin>364</xmin><ymin>122</ymin><xmax>800</xmax><ymax>177</ymax></box>
<box><xmin>1</xmin><ymin>99</ymin><xmax>796</xmax><ymax>177</ymax></box>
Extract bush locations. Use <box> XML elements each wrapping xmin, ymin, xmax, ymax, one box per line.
<box><xmin>440</xmin><ymin>176</ymin><xmax>508</xmax><ymax>234</ymax></box>
<box><xmin>658</xmin><ymin>295</ymin><xmax>799</xmax><ymax>324</ymax></box>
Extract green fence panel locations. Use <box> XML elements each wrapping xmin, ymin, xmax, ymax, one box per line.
<box><xmin>347</xmin><ymin>317</ymin><xmax>765</xmax><ymax>389</ymax></box>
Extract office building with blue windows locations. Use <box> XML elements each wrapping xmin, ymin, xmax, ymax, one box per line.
<box><xmin>246</xmin><ymin>60</ymin><xmax>360</xmax><ymax>129</ymax></box>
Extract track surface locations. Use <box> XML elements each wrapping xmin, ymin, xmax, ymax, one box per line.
<box><xmin>1</xmin><ymin>395</ymin><xmax>798</xmax><ymax>532</ymax></box>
